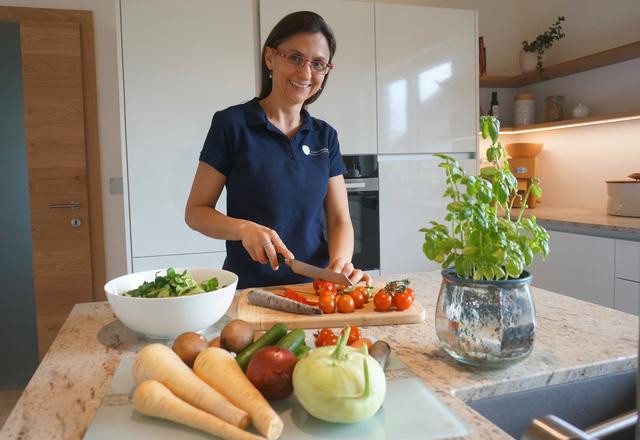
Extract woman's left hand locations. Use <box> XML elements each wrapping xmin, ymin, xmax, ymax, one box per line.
<box><xmin>327</xmin><ymin>257</ymin><xmax>372</xmax><ymax>286</ymax></box>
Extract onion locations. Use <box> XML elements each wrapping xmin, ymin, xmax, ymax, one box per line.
<box><xmin>246</xmin><ymin>346</ymin><xmax>298</xmax><ymax>400</ymax></box>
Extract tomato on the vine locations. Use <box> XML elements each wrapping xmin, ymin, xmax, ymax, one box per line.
<box><xmin>406</xmin><ymin>287</ymin><xmax>415</xmax><ymax>302</ymax></box>
<box><xmin>392</xmin><ymin>291</ymin><xmax>414</xmax><ymax>311</ymax></box>
<box><xmin>340</xmin><ymin>326</ymin><xmax>361</xmax><ymax>345</ymax></box>
<box><xmin>315</xmin><ymin>328</ymin><xmax>335</xmax><ymax>347</ymax></box>
<box><xmin>351</xmin><ymin>338</ymin><xmax>373</xmax><ymax>351</ymax></box>
<box><xmin>337</xmin><ymin>294</ymin><xmax>355</xmax><ymax>313</ymax></box>
<box><xmin>318</xmin><ymin>284</ymin><xmax>337</xmax><ymax>298</ymax></box>
<box><xmin>374</xmin><ymin>290</ymin><xmax>392</xmax><ymax>312</ymax></box>
<box><xmin>348</xmin><ymin>289</ymin><xmax>366</xmax><ymax>309</ymax></box>
<box><xmin>318</xmin><ymin>295</ymin><xmax>336</xmax><ymax>314</ymax></box>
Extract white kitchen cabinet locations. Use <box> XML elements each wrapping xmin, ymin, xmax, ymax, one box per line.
<box><xmin>132</xmin><ymin>252</ymin><xmax>227</xmax><ymax>273</ymax></box>
<box><xmin>120</xmin><ymin>0</ymin><xmax>256</xmax><ymax>266</ymax></box>
<box><xmin>614</xmin><ymin>278</ymin><xmax>640</xmax><ymax>316</ymax></box>
<box><xmin>375</xmin><ymin>4</ymin><xmax>477</xmax><ymax>154</ymax></box>
<box><xmin>615</xmin><ymin>239</ymin><xmax>640</xmax><ymax>282</ymax></box>
<box><xmin>529</xmin><ymin>231</ymin><xmax>615</xmax><ymax>308</ymax></box>
<box><xmin>378</xmin><ymin>155</ymin><xmax>476</xmax><ymax>275</ymax></box>
<box><xmin>259</xmin><ymin>0</ymin><xmax>377</xmax><ymax>155</ymax></box>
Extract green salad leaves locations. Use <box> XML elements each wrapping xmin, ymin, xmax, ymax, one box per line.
<box><xmin>123</xmin><ymin>268</ymin><xmax>222</xmax><ymax>298</ymax></box>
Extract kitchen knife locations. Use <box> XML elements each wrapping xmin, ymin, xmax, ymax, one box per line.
<box><xmin>277</xmin><ymin>254</ymin><xmax>353</xmax><ymax>286</ymax></box>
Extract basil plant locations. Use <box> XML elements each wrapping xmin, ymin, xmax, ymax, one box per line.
<box><xmin>421</xmin><ymin>116</ymin><xmax>550</xmax><ymax>281</ymax></box>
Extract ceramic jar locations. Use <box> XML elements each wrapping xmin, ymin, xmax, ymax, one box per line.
<box><xmin>513</xmin><ymin>93</ymin><xmax>536</xmax><ymax>126</ymax></box>
<box><xmin>544</xmin><ymin>95</ymin><xmax>565</xmax><ymax>122</ymax></box>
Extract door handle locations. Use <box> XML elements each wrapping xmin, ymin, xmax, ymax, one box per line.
<box><xmin>48</xmin><ymin>201</ymin><xmax>80</xmax><ymax>209</ymax></box>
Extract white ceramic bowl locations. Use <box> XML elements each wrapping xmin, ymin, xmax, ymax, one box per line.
<box><xmin>104</xmin><ymin>268</ymin><xmax>238</xmax><ymax>339</ymax></box>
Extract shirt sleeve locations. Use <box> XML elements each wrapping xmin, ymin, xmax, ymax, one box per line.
<box><xmin>199</xmin><ymin>111</ymin><xmax>234</xmax><ymax>176</ymax></box>
<box><xmin>328</xmin><ymin>127</ymin><xmax>347</xmax><ymax>177</ymax></box>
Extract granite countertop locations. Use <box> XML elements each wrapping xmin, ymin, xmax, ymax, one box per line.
<box><xmin>1</xmin><ymin>271</ymin><xmax>637</xmax><ymax>439</ymax></box>
<box><xmin>518</xmin><ymin>205</ymin><xmax>640</xmax><ymax>240</ymax></box>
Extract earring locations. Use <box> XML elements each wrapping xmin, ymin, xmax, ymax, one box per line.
<box><xmin>268</xmin><ymin>71</ymin><xmax>272</xmax><ymax>79</ymax></box>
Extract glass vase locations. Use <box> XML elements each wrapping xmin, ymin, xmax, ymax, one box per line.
<box><xmin>435</xmin><ymin>268</ymin><xmax>536</xmax><ymax>367</ymax></box>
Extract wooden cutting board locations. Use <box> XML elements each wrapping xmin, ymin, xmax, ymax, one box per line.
<box><xmin>236</xmin><ymin>283</ymin><xmax>426</xmax><ymax>330</ymax></box>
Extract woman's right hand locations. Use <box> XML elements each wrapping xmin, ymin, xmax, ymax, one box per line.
<box><xmin>240</xmin><ymin>223</ymin><xmax>294</xmax><ymax>270</ymax></box>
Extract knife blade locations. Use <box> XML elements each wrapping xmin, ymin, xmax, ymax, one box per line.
<box><xmin>277</xmin><ymin>254</ymin><xmax>353</xmax><ymax>286</ymax></box>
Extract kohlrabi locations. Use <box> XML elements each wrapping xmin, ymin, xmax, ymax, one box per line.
<box><xmin>292</xmin><ymin>327</ymin><xmax>386</xmax><ymax>423</ymax></box>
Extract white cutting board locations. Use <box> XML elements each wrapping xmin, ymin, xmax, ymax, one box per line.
<box><xmin>84</xmin><ymin>351</ymin><xmax>469</xmax><ymax>440</ymax></box>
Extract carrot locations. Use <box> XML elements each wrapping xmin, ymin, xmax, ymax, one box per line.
<box><xmin>133</xmin><ymin>380</ymin><xmax>265</xmax><ymax>440</ymax></box>
<box><xmin>194</xmin><ymin>347</ymin><xmax>284</xmax><ymax>440</ymax></box>
<box><xmin>132</xmin><ymin>343</ymin><xmax>249</xmax><ymax>429</ymax></box>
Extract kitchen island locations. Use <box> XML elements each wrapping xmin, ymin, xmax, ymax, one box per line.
<box><xmin>1</xmin><ymin>270</ymin><xmax>637</xmax><ymax>439</ymax></box>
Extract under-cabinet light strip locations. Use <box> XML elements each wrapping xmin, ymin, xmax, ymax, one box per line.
<box><xmin>503</xmin><ymin>114</ymin><xmax>640</xmax><ymax>134</ymax></box>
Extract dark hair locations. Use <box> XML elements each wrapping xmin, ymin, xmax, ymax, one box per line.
<box><xmin>258</xmin><ymin>11</ymin><xmax>336</xmax><ymax>106</ymax></box>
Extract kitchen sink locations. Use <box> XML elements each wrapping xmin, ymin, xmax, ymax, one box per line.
<box><xmin>467</xmin><ymin>370</ymin><xmax>636</xmax><ymax>439</ymax></box>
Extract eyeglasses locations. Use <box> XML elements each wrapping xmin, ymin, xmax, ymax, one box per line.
<box><xmin>271</xmin><ymin>48</ymin><xmax>333</xmax><ymax>75</ymax></box>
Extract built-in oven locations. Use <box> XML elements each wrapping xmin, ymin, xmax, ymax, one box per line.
<box><xmin>342</xmin><ymin>155</ymin><xmax>380</xmax><ymax>272</ymax></box>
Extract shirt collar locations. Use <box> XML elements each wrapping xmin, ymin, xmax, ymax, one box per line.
<box><xmin>245</xmin><ymin>97</ymin><xmax>315</xmax><ymax>132</ymax></box>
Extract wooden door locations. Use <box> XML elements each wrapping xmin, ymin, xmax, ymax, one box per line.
<box><xmin>20</xmin><ymin>20</ymin><xmax>92</xmax><ymax>357</ymax></box>
<box><xmin>0</xmin><ymin>6</ymin><xmax>105</xmax><ymax>359</ymax></box>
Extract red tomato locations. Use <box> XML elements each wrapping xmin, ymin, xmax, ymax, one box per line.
<box><xmin>315</xmin><ymin>328</ymin><xmax>336</xmax><ymax>347</ymax></box>
<box><xmin>374</xmin><ymin>290</ymin><xmax>392</xmax><ymax>312</ymax></box>
<box><xmin>351</xmin><ymin>338</ymin><xmax>373</xmax><ymax>351</ymax></box>
<box><xmin>337</xmin><ymin>294</ymin><xmax>355</xmax><ymax>313</ymax></box>
<box><xmin>324</xmin><ymin>334</ymin><xmax>338</xmax><ymax>346</ymax></box>
<box><xmin>406</xmin><ymin>287</ymin><xmax>416</xmax><ymax>302</ymax></box>
<box><xmin>341</xmin><ymin>326</ymin><xmax>362</xmax><ymax>345</ymax></box>
<box><xmin>392</xmin><ymin>291</ymin><xmax>414</xmax><ymax>311</ymax></box>
<box><xmin>349</xmin><ymin>289</ymin><xmax>366</xmax><ymax>309</ymax></box>
<box><xmin>318</xmin><ymin>295</ymin><xmax>336</xmax><ymax>314</ymax></box>
<box><xmin>317</xmin><ymin>282</ymin><xmax>337</xmax><ymax>297</ymax></box>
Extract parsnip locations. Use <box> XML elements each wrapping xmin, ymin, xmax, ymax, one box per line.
<box><xmin>194</xmin><ymin>348</ymin><xmax>284</xmax><ymax>440</ymax></box>
<box><xmin>133</xmin><ymin>343</ymin><xmax>249</xmax><ymax>429</ymax></box>
<box><xmin>133</xmin><ymin>380</ymin><xmax>265</xmax><ymax>440</ymax></box>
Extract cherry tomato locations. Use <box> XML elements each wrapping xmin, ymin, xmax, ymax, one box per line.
<box><xmin>337</xmin><ymin>294</ymin><xmax>355</xmax><ymax>313</ymax></box>
<box><xmin>325</xmin><ymin>334</ymin><xmax>338</xmax><ymax>346</ymax></box>
<box><xmin>315</xmin><ymin>328</ymin><xmax>335</xmax><ymax>347</ymax></box>
<box><xmin>317</xmin><ymin>282</ymin><xmax>337</xmax><ymax>298</ymax></box>
<box><xmin>374</xmin><ymin>290</ymin><xmax>392</xmax><ymax>312</ymax></box>
<box><xmin>318</xmin><ymin>295</ymin><xmax>336</xmax><ymax>314</ymax></box>
<box><xmin>406</xmin><ymin>287</ymin><xmax>415</xmax><ymax>302</ymax></box>
<box><xmin>392</xmin><ymin>291</ymin><xmax>414</xmax><ymax>311</ymax></box>
<box><xmin>341</xmin><ymin>326</ymin><xmax>362</xmax><ymax>345</ymax></box>
<box><xmin>349</xmin><ymin>289</ymin><xmax>366</xmax><ymax>309</ymax></box>
<box><xmin>351</xmin><ymin>338</ymin><xmax>373</xmax><ymax>351</ymax></box>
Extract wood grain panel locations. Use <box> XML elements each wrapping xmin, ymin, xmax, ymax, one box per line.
<box><xmin>0</xmin><ymin>6</ymin><xmax>106</xmax><ymax>304</ymax></box>
<box><xmin>20</xmin><ymin>20</ymin><xmax>93</xmax><ymax>358</ymax></box>
<box><xmin>236</xmin><ymin>283</ymin><xmax>426</xmax><ymax>331</ymax></box>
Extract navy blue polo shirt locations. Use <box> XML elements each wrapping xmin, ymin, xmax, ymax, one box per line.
<box><xmin>199</xmin><ymin>97</ymin><xmax>347</xmax><ymax>288</ymax></box>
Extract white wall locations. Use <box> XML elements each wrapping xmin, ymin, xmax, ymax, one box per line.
<box><xmin>2</xmin><ymin>0</ymin><xmax>127</xmax><ymax>280</ymax></box>
<box><xmin>500</xmin><ymin>119</ymin><xmax>640</xmax><ymax>210</ymax></box>
<box><xmin>515</xmin><ymin>0</ymin><xmax>640</xmax><ymax>68</ymax></box>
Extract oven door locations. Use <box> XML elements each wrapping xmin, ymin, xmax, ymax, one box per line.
<box><xmin>346</xmin><ymin>178</ymin><xmax>380</xmax><ymax>271</ymax></box>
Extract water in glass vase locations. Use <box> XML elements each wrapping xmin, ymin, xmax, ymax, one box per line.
<box><xmin>435</xmin><ymin>270</ymin><xmax>536</xmax><ymax>367</ymax></box>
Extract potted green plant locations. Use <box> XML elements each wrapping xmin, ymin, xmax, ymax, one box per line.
<box><xmin>420</xmin><ymin>116</ymin><xmax>550</xmax><ymax>367</ymax></box>
<box><xmin>520</xmin><ymin>16</ymin><xmax>566</xmax><ymax>78</ymax></box>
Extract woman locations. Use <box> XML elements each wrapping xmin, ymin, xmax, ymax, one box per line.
<box><xmin>185</xmin><ymin>11</ymin><xmax>371</xmax><ymax>289</ymax></box>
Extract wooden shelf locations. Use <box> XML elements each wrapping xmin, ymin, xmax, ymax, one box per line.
<box><xmin>499</xmin><ymin>111</ymin><xmax>640</xmax><ymax>133</ymax></box>
<box><xmin>480</xmin><ymin>40</ymin><xmax>640</xmax><ymax>88</ymax></box>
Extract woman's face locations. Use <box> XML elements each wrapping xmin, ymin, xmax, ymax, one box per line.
<box><xmin>265</xmin><ymin>32</ymin><xmax>331</xmax><ymax>107</ymax></box>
